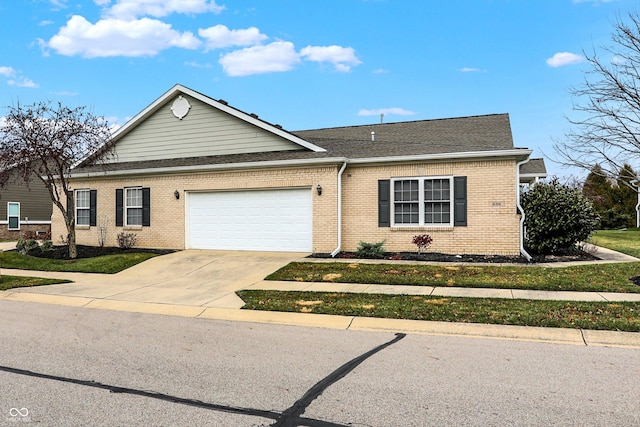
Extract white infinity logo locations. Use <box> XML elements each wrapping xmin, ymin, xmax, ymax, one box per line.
<box><xmin>9</xmin><ymin>408</ymin><xmax>28</xmax><ymax>417</ymax></box>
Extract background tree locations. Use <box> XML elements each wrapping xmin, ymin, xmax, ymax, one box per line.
<box><xmin>581</xmin><ymin>163</ymin><xmax>638</xmax><ymax>228</ymax></box>
<box><xmin>522</xmin><ymin>179</ymin><xmax>599</xmax><ymax>254</ymax></box>
<box><xmin>554</xmin><ymin>11</ymin><xmax>640</xmax><ymax>190</ymax></box>
<box><xmin>0</xmin><ymin>101</ymin><xmax>113</xmax><ymax>258</ymax></box>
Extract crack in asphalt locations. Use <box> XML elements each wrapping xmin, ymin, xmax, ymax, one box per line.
<box><xmin>0</xmin><ymin>332</ymin><xmax>406</xmax><ymax>426</ymax></box>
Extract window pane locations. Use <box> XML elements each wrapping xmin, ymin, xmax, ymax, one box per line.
<box><xmin>394</xmin><ymin>180</ymin><xmax>419</xmax><ymax>202</ymax></box>
<box><xmin>126</xmin><ymin>188</ymin><xmax>142</xmax><ymax>208</ymax></box>
<box><xmin>76</xmin><ymin>190</ymin><xmax>90</xmax><ymax>209</ymax></box>
<box><xmin>425</xmin><ymin>179</ymin><xmax>450</xmax><ymax>201</ymax></box>
<box><xmin>8</xmin><ymin>203</ymin><xmax>19</xmax><ymax>216</ymax></box>
<box><xmin>127</xmin><ymin>208</ymin><xmax>142</xmax><ymax>226</ymax></box>
<box><xmin>394</xmin><ymin>202</ymin><xmax>419</xmax><ymax>224</ymax></box>
<box><xmin>77</xmin><ymin>210</ymin><xmax>90</xmax><ymax>226</ymax></box>
<box><xmin>8</xmin><ymin>217</ymin><xmax>18</xmax><ymax>229</ymax></box>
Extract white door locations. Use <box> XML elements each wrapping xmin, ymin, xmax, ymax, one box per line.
<box><xmin>187</xmin><ymin>189</ymin><xmax>312</xmax><ymax>251</ymax></box>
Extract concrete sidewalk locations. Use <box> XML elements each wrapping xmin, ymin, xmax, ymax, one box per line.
<box><xmin>1</xmin><ymin>242</ymin><xmax>640</xmax><ymax>348</ymax></box>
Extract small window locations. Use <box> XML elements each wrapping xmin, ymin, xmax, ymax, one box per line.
<box><xmin>392</xmin><ymin>177</ymin><xmax>453</xmax><ymax>227</ymax></box>
<box><xmin>76</xmin><ymin>189</ymin><xmax>91</xmax><ymax>226</ymax></box>
<box><xmin>7</xmin><ymin>202</ymin><xmax>19</xmax><ymax>230</ymax></box>
<box><xmin>125</xmin><ymin>187</ymin><xmax>143</xmax><ymax>226</ymax></box>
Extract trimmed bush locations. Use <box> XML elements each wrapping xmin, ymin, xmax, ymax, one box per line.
<box><xmin>522</xmin><ymin>179</ymin><xmax>599</xmax><ymax>254</ymax></box>
<box><xmin>356</xmin><ymin>240</ymin><xmax>386</xmax><ymax>259</ymax></box>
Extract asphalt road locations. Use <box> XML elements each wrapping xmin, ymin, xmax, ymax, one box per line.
<box><xmin>1</xmin><ymin>300</ymin><xmax>639</xmax><ymax>426</ymax></box>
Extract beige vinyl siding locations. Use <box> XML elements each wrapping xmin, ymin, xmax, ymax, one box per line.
<box><xmin>108</xmin><ymin>95</ymin><xmax>302</xmax><ymax>163</ymax></box>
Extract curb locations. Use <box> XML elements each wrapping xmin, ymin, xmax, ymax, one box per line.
<box><xmin>3</xmin><ymin>290</ymin><xmax>640</xmax><ymax>349</ymax></box>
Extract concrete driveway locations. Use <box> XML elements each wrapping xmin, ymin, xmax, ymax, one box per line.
<box><xmin>5</xmin><ymin>250</ymin><xmax>307</xmax><ymax>309</ymax></box>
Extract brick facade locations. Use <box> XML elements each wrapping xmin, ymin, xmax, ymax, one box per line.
<box><xmin>0</xmin><ymin>223</ymin><xmax>51</xmax><ymax>241</ymax></box>
<box><xmin>52</xmin><ymin>159</ymin><xmax>522</xmax><ymax>256</ymax></box>
<box><xmin>52</xmin><ymin>165</ymin><xmax>339</xmax><ymax>253</ymax></box>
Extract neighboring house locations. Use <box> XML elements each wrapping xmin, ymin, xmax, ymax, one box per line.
<box><xmin>519</xmin><ymin>158</ymin><xmax>547</xmax><ymax>192</ymax></box>
<box><xmin>52</xmin><ymin>84</ymin><xmax>547</xmax><ymax>257</ymax></box>
<box><xmin>0</xmin><ymin>170</ymin><xmax>52</xmax><ymax>239</ymax></box>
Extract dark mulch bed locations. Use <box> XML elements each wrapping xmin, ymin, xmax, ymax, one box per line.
<box><xmin>23</xmin><ymin>245</ymin><xmax>175</xmax><ymax>260</ymax></box>
<box><xmin>311</xmin><ymin>250</ymin><xmax>599</xmax><ymax>264</ymax></box>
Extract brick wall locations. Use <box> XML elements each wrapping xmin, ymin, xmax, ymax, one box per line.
<box><xmin>341</xmin><ymin>159</ymin><xmax>522</xmax><ymax>255</ymax></box>
<box><xmin>53</xmin><ymin>159</ymin><xmax>523</xmax><ymax>255</ymax></box>
<box><xmin>52</xmin><ymin>165</ymin><xmax>339</xmax><ymax>252</ymax></box>
<box><xmin>0</xmin><ymin>223</ymin><xmax>51</xmax><ymax>241</ymax></box>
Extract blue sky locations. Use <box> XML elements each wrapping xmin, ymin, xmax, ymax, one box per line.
<box><xmin>0</xmin><ymin>0</ymin><xmax>636</xmax><ymax>177</ymax></box>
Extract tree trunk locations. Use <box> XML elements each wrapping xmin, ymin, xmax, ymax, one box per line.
<box><xmin>68</xmin><ymin>223</ymin><xmax>77</xmax><ymax>259</ymax></box>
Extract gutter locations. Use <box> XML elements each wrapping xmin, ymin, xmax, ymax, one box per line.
<box><xmin>516</xmin><ymin>158</ymin><xmax>533</xmax><ymax>262</ymax></box>
<box><xmin>330</xmin><ymin>162</ymin><xmax>348</xmax><ymax>257</ymax></box>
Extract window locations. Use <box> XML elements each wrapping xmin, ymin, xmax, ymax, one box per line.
<box><xmin>125</xmin><ymin>187</ymin><xmax>143</xmax><ymax>226</ymax></box>
<box><xmin>116</xmin><ymin>187</ymin><xmax>150</xmax><ymax>227</ymax></box>
<box><xmin>76</xmin><ymin>190</ymin><xmax>91</xmax><ymax>226</ymax></box>
<box><xmin>392</xmin><ymin>177</ymin><xmax>453</xmax><ymax>226</ymax></box>
<box><xmin>7</xmin><ymin>202</ymin><xmax>19</xmax><ymax>230</ymax></box>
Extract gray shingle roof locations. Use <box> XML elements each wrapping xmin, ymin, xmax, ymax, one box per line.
<box><xmin>519</xmin><ymin>158</ymin><xmax>547</xmax><ymax>176</ymax></box>
<box><xmin>73</xmin><ymin>113</ymin><xmax>526</xmax><ymax>174</ymax></box>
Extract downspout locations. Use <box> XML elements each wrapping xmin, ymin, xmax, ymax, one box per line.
<box><xmin>331</xmin><ymin>162</ymin><xmax>348</xmax><ymax>257</ymax></box>
<box><xmin>516</xmin><ymin>158</ymin><xmax>532</xmax><ymax>262</ymax></box>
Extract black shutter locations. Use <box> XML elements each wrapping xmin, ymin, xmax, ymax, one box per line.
<box><xmin>378</xmin><ymin>180</ymin><xmax>391</xmax><ymax>227</ymax></box>
<box><xmin>115</xmin><ymin>189</ymin><xmax>123</xmax><ymax>227</ymax></box>
<box><xmin>142</xmin><ymin>187</ymin><xmax>151</xmax><ymax>227</ymax></box>
<box><xmin>454</xmin><ymin>176</ymin><xmax>467</xmax><ymax>226</ymax></box>
<box><xmin>89</xmin><ymin>190</ymin><xmax>97</xmax><ymax>227</ymax></box>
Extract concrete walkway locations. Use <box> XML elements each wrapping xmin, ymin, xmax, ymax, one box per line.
<box><xmin>1</xmin><ymin>242</ymin><xmax>640</xmax><ymax>348</ymax></box>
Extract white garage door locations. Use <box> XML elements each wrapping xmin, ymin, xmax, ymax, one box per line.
<box><xmin>187</xmin><ymin>189</ymin><xmax>312</xmax><ymax>251</ymax></box>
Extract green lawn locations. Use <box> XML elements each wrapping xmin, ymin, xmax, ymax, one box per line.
<box><xmin>266</xmin><ymin>261</ymin><xmax>640</xmax><ymax>293</ymax></box>
<box><xmin>238</xmin><ymin>290</ymin><xmax>640</xmax><ymax>332</ymax></box>
<box><xmin>0</xmin><ymin>275</ymin><xmax>70</xmax><ymax>291</ymax></box>
<box><xmin>0</xmin><ymin>251</ymin><xmax>159</xmax><ymax>274</ymax></box>
<box><xmin>590</xmin><ymin>228</ymin><xmax>640</xmax><ymax>258</ymax></box>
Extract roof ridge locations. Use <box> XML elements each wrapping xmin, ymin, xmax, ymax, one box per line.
<box><xmin>294</xmin><ymin>113</ymin><xmax>509</xmax><ymax>133</ymax></box>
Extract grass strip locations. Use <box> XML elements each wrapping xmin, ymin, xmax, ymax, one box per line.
<box><xmin>237</xmin><ymin>290</ymin><xmax>640</xmax><ymax>332</ymax></box>
<box><xmin>590</xmin><ymin>229</ymin><xmax>640</xmax><ymax>259</ymax></box>
<box><xmin>0</xmin><ymin>251</ymin><xmax>159</xmax><ymax>274</ymax></box>
<box><xmin>0</xmin><ymin>275</ymin><xmax>70</xmax><ymax>291</ymax></box>
<box><xmin>266</xmin><ymin>262</ymin><xmax>640</xmax><ymax>293</ymax></box>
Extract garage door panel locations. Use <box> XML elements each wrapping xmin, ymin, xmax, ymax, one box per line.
<box><xmin>188</xmin><ymin>189</ymin><xmax>312</xmax><ymax>251</ymax></box>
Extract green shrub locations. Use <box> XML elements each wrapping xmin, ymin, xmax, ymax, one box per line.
<box><xmin>16</xmin><ymin>238</ymin><xmax>39</xmax><ymax>254</ymax></box>
<box><xmin>117</xmin><ymin>232</ymin><xmax>137</xmax><ymax>249</ymax></box>
<box><xmin>522</xmin><ymin>179</ymin><xmax>599</xmax><ymax>254</ymax></box>
<box><xmin>41</xmin><ymin>240</ymin><xmax>54</xmax><ymax>252</ymax></box>
<box><xmin>356</xmin><ymin>240</ymin><xmax>386</xmax><ymax>259</ymax></box>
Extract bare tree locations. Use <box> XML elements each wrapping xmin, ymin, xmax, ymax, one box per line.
<box><xmin>0</xmin><ymin>101</ymin><xmax>113</xmax><ymax>258</ymax></box>
<box><xmin>554</xmin><ymin>11</ymin><xmax>640</xmax><ymax>190</ymax></box>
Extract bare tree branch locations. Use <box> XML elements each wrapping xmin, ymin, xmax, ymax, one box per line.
<box><xmin>0</xmin><ymin>101</ymin><xmax>114</xmax><ymax>258</ymax></box>
<box><xmin>554</xmin><ymin>11</ymin><xmax>640</xmax><ymax>186</ymax></box>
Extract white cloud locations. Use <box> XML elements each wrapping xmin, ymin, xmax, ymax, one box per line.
<box><xmin>102</xmin><ymin>0</ymin><xmax>225</xmax><ymax>20</ymax></box>
<box><xmin>358</xmin><ymin>107</ymin><xmax>416</xmax><ymax>116</ymax></box>
<box><xmin>0</xmin><ymin>66</ymin><xmax>16</xmax><ymax>77</ymax></box>
<box><xmin>546</xmin><ymin>51</ymin><xmax>584</xmax><ymax>67</ymax></box>
<box><xmin>373</xmin><ymin>68</ymin><xmax>388</xmax><ymax>74</ymax></box>
<box><xmin>219</xmin><ymin>41</ymin><xmax>300</xmax><ymax>76</ymax></box>
<box><xmin>460</xmin><ymin>67</ymin><xmax>480</xmax><ymax>72</ymax></box>
<box><xmin>198</xmin><ymin>25</ymin><xmax>267</xmax><ymax>51</ymax></box>
<box><xmin>300</xmin><ymin>45</ymin><xmax>361</xmax><ymax>72</ymax></box>
<box><xmin>39</xmin><ymin>20</ymin><xmax>54</xmax><ymax>26</ymax></box>
<box><xmin>8</xmin><ymin>77</ymin><xmax>39</xmax><ymax>88</ymax></box>
<box><xmin>48</xmin><ymin>15</ymin><xmax>201</xmax><ymax>57</ymax></box>
<box><xmin>0</xmin><ymin>67</ymin><xmax>38</xmax><ymax>88</ymax></box>
<box><xmin>50</xmin><ymin>90</ymin><xmax>79</xmax><ymax>96</ymax></box>
<box><xmin>185</xmin><ymin>61</ymin><xmax>213</xmax><ymax>68</ymax></box>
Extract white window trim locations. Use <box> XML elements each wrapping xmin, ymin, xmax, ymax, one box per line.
<box><xmin>7</xmin><ymin>202</ymin><xmax>20</xmax><ymax>230</ymax></box>
<box><xmin>391</xmin><ymin>176</ymin><xmax>454</xmax><ymax>227</ymax></box>
<box><xmin>125</xmin><ymin>187</ymin><xmax>143</xmax><ymax>227</ymax></box>
<box><xmin>75</xmin><ymin>189</ymin><xmax>91</xmax><ymax>227</ymax></box>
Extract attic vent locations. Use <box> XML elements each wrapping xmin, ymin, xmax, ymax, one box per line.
<box><xmin>274</xmin><ymin>124</ymin><xmax>282</xmax><ymax>129</ymax></box>
<box><xmin>371</xmin><ymin>131</ymin><xmax>375</xmax><ymax>142</ymax></box>
<box><xmin>218</xmin><ymin>99</ymin><xmax>228</xmax><ymax>105</ymax></box>
<box><xmin>250</xmin><ymin>113</ymin><xmax>259</xmax><ymax>119</ymax></box>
